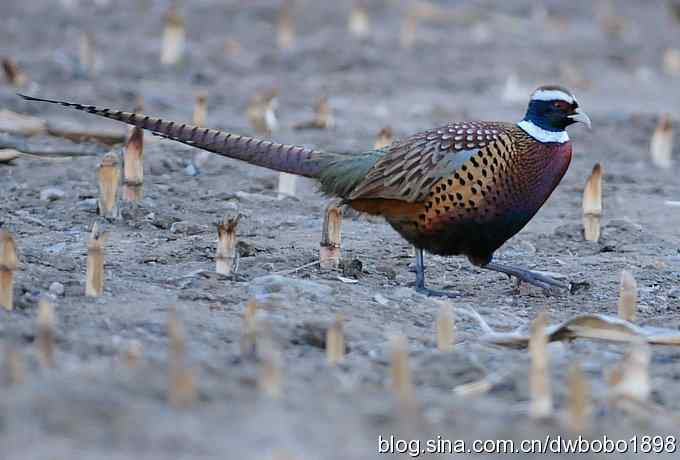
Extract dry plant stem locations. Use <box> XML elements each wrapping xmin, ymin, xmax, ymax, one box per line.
<box><xmin>258</xmin><ymin>329</ymin><xmax>282</xmax><ymax>398</ymax></box>
<box><xmin>124</xmin><ymin>340</ymin><xmax>143</xmax><ymax>369</ymax></box>
<box><xmin>349</xmin><ymin>1</ymin><xmax>370</xmax><ymax>38</ymax></box>
<box><xmin>168</xmin><ymin>308</ymin><xmax>185</xmax><ymax>362</ymax></box>
<box><xmin>193</xmin><ymin>93</ymin><xmax>207</xmax><ymax>127</ymax></box>
<box><xmin>247</xmin><ymin>89</ymin><xmax>278</xmax><ymax>135</ymax></box>
<box><xmin>0</xmin><ymin>271</ymin><xmax>13</xmax><ymax>311</ymax></box>
<box><xmin>566</xmin><ymin>361</ymin><xmax>590</xmax><ymax>433</ymax></box>
<box><xmin>98</xmin><ymin>152</ymin><xmax>120</xmax><ymax>219</ymax></box>
<box><xmin>3</xmin><ymin>346</ymin><xmax>24</xmax><ymax>385</ymax></box>
<box><xmin>273</xmin><ymin>260</ymin><xmax>319</xmax><ymax>276</ymax></box>
<box><xmin>161</xmin><ymin>6</ymin><xmax>185</xmax><ymax>65</ymax></box>
<box><xmin>45</xmin><ymin>127</ymin><xmax>125</xmax><ymax>145</ymax></box>
<box><xmin>374</xmin><ymin>127</ymin><xmax>393</xmax><ymax>149</ymax></box>
<box><xmin>167</xmin><ymin>308</ymin><xmax>196</xmax><ymax>407</ymax></box>
<box><xmin>663</xmin><ymin>48</ymin><xmax>680</xmax><ymax>76</ymax></box>
<box><xmin>240</xmin><ymin>299</ymin><xmax>258</xmax><ymax>356</ymax></box>
<box><xmin>608</xmin><ymin>339</ymin><xmax>651</xmax><ymax>403</ymax></box>
<box><xmin>390</xmin><ymin>335</ymin><xmax>416</xmax><ymax>407</ymax></box>
<box><xmin>582</xmin><ymin>163</ymin><xmax>603</xmax><ymax>242</ymax></box>
<box><xmin>169</xmin><ymin>370</ymin><xmax>195</xmax><ymax>408</ymax></box>
<box><xmin>529</xmin><ymin>311</ymin><xmax>552</xmax><ymax>419</ymax></box>
<box><xmin>0</xmin><ymin>230</ymin><xmax>18</xmax><ymax>311</ymax></box>
<box><xmin>86</xmin><ymin>223</ymin><xmax>105</xmax><ymax>297</ymax></box>
<box><xmin>277</xmin><ymin>1</ymin><xmax>295</xmax><ymax>51</ymax></box>
<box><xmin>2</xmin><ymin>58</ymin><xmax>27</xmax><ymax>86</ymax></box>
<box><xmin>216</xmin><ymin>212</ymin><xmax>240</xmax><ymax>275</ymax></box>
<box><xmin>294</xmin><ymin>96</ymin><xmax>332</xmax><ymax>130</ymax></box>
<box><xmin>436</xmin><ymin>301</ymin><xmax>455</xmax><ymax>352</ymax></box>
<box><xmin>133</xmin><ymin>95</ymin><xmax>144</xmax><ymax>114</ymax></box>
<box><xmin>191</xmin><ymin>94</ymin><xmax>210</xmax><ymax>167</ymax></box>
<box><xmin>319</xmin><ymin>203</ymin><xmax>342</xmax><ymax>269</ymax></box>
<box><xmin>617</xmin><ymin>270</ymin><xmax>637</xmax><ymax>322</ymax></box>
<box><xmin>79</xmin><ymin>32</ymin><xmax>96</xmax><ymax>77</ymax></box>
<box><xmin>453</xmin><ymin>370</ymin><xmax>511</xmax><ymax>397</ymax></box>
<box><xmin>650</xmin><ymin>114</ymin><xmax>673</xmax><ymax>169</ymax></box>
<box><xmin>223</xmin><ymin>38</ymin><xmax>241</xmax><ymax>57</ymax></box>
<box><xmin>123</xmin><ymin>126</ymin><xmax>144</xmax><ymax>202</ymax></box>
<box><xmin>401</xmin><ymin>11</ymin><xmax>417</xmax><ymax>49</ymax></box>
<box><xmin>326</xmin><ymin>314</ymin><xmax>345</xmax><ymax>366</ymax></box>
<box><xmin>277</xmin><ymin>172</ymin><xmax>297</xmax><ymax>199</ymax></box>
<box><xmin>314</xmin><ymin>96</ymin><xmax>332</xmax><ymax>128</ymax></box>
<box><xmin>37</xmin><ymin>299</ymin><xmax>55</xmax><ymax>368</ymax></box>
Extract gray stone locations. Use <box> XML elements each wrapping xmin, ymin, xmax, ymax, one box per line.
<box><xmin>49</xmin><ymin>282</ymin><xmax>65</xmax><ymax>296</ymax></box>
<box><xmin>45</xmin><ymin>242</ymin><xmax>67</xmax><ymax>254</ymax></box>
<box><xmin>375</xmin><ymin>265</ymin><xmax>397</xmax><ymax>280</ymax></box>
<box><xmin>392</xmin><ymin>287</ymin><xmax>415</xmax><ymax>299</ymax></box>
<box><xmin>170</xmin><ymin>221</ymin><xmax>209</xmax><ymax>235</ymax></box>
<box><xmin>78</xmin><ymin>198</ymin><xmax>98</xmax><ymax>211</ymax></box>
<box><xmin>40</xmin><ymin>188</ymin><xmax>66</xmax><ymax>202</ymax></box>
<box><xmin>250</xmin><ymin>275</ymin><xmax>333</xmax><ymax>301</ymax></box>
<box><xmin>373</xmin><ymin>293</ymin><xmax>390</xmax><ymax>306</ymax></box>
<box><xmin>184</xmin><ymin>163</ymin><xmax>198</xmax><ymax>176</ymax></box>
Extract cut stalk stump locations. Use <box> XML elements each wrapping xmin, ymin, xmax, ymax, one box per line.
<box><xmin>320</xmin><ymin>203</ymin><xmax>342</xmax><ymax>269</ymax></box>
<box><xmin>0</xmin><ymin>230</ymin><xmax>18</xmax><ymax>311</ymax></box>
<box><xmin>216</xmin><ymin>209</ymin><xmax>240</xmax><ymax>276</ymax></box>
<box><xmin>86</xmin><ymin>223</ymin><xmax>107</xmax><ymax>297</ymax></box>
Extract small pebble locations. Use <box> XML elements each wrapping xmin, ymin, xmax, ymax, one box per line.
<box><xmin>40</xmin><ymin>188</ymin><xmax>65</xmax><ymax>202</ymax></box>
<box><xmin>170</xmin><ymin>221</ymin><xmax>209</xmax><ymax>235</ymax></box>
<box><xmin>78</xmin><ymin>198</ymin><xmax>98</xmax><ymax>211</ymax></box>
<box><xmin>373</xmin><ymin>293</ymin><xmax>390</xmax><ymax>306</ymax></box>
<box><xmin>392</xmin><ymin>287</ymin><xmax>415</xmax><ymax>299</ymax></box>
<box><xmin>184</xmin><ymin>163</ymin><xmax>198</xmax><ymax>176</ymax></box>
<box><xmin>45</xmin><ymin>242</ymin><xmax>67</xmax><ymax>254</ymax></box>
<box><xmin>49</xmin><ymin>282</ymin><xmax>65</xmax><ymax>296</ymax></box>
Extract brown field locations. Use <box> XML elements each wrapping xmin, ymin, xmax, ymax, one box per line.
<box><xmin>1</xmin><ymin>1</ymin><xmax>680</xmax><ymax>459</ymax></box>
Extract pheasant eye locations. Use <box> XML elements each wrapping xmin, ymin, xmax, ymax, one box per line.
<box><xmin>553</xmin><ymin>101</ymin><xmax>569</xmax><ymax>111</ymax></box>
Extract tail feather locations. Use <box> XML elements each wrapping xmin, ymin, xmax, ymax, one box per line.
<box><xmin>17</xmin><ymin>93</ymin><xmax>326</xmax><ymax>178</ymax></box>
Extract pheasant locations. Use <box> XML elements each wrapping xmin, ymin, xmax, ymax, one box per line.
<box><xmin>19</xmin><ymin>85</ymin><xmax>591</xmax><ymax>296</ymax></box>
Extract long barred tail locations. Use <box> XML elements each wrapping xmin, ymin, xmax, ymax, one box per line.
<box><xmin>17</xmin><ymin>94</ymin><xmax>326</xmax><ymax>178</ymax></box>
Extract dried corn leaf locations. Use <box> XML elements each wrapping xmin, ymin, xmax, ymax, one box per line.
<box><xmin>458</xmin><ymin>308</ymin><xmax>680</xmax><ymax>347</ymax></box>
<box><xmin>0</xmin><ymin>149</ymin><xmax>20</xmax><ymax>163</ymax></box>
<box><xmin>0</xmin><ymin>110</ymin><xmax>47</xmax><ymax>136</ymax></box>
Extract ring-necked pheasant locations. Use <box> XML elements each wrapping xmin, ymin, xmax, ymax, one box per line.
<box><xmin>19</xmin><ymin>85</ymin><xmax>590</xmax><ymax>296</ymax></box>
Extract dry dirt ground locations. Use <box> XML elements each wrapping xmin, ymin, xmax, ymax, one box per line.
<box><xmin>1</xmin><ymin>0</ymin><xmax>680</xmax><ymax>459</ymax></box>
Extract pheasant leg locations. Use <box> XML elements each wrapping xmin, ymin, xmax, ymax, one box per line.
<box><xmin>482</xmin><ymin>262</ymin><xmax>569</xmax><ymax>291</ymax></box>
<box><xmin>413</xmin><ymin>248</ymin><xmax>458</xmax><ymax>297</ymax></box>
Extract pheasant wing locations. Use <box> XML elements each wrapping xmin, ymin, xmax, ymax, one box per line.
<box><xmin>349</xmin><ymin>121</ymin><xmax>513</xmax><ymax>203</ymax></box>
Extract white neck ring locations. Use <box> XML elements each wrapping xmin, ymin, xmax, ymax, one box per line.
<box><xmin>518</xmin><ymin>120</ymin><xmax>569</xmax><ymax>144</ymax></box>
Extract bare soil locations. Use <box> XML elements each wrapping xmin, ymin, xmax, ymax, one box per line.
<box><xmin>1</xmin><ymin>1</ymin><xmax>680</xmax><ymax>459</ymax></box>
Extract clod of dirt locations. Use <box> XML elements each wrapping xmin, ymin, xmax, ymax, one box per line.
<box><xmin>236</xmin><ymin>240</ymin><xmax>260</xmax><ymax>257</ymax></box>
<box><xmin>374</xmin><ymin>264</ymin><xmax>397</xmax><ymax>280</ymax></box>
<box><xmin>291</xmin><ymin>320</ymin><xmax>351</xmax><ymax>353</ymax></box>
<box><xmin>170</xmin><ymin>221</ymin><xmax>210</xmax><ymax>235</ymax></box>
<box><xmin>249</xmin><ymin>275</ymin><xmax>334</xmax><ymax>302</ymax></box>
<box><xmin>340</xmin><ymin>257</ymin><xmax>363</xmax><ymax>278</ymax></box>
<box><xmin>49</xmin><ymin>282</ymin><xmax>65</xmax><ymax>296</ymax></box>
<box><xmin>40</xmin><ymin>187</ymin><xmax>65</xmax><ymax>202</ymax></box>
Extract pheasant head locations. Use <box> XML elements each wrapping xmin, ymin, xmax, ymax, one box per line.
<box><xmin>518</xmin><ymin>85</ymin><xmax>591</xmax><ymax>144</ymax></box>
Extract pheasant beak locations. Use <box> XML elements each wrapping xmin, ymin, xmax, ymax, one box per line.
<box><xmin>569</xmin><ymin>108</ymin><xmax>592</xmax><ymax>129</ymax></box>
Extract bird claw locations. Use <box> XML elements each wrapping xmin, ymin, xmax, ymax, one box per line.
<box><xmin>512</xmin><ymin>271</ymin><xmax>570</xmax><ymax>293</ymax></box>
<box><xmin>483</xmin><ymin>262</ymin><xmax>570</xmax><ymax>294</ymax></box>
<box><xmin>415</xmin><ymin>286</ymin><xmax>460</xmax><ymax>298</ymax></box>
